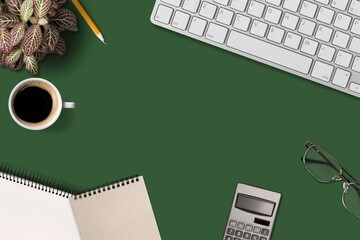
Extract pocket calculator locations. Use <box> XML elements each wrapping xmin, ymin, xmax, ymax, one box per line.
<box><xmin>223</xmin><ymin>183</ymin><xmax>281</xmax><ymax>240</ymax></box>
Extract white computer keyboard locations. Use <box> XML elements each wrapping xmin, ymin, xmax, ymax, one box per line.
<box><xmin>151</xmin><ymin>0</ymin><xmax>360</xmax><ymax>98</ymax></box>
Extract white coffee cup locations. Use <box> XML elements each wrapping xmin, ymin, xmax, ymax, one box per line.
<box><xmin>8</xmin><ymin>78</ymin><xmax>75</xmax><ymax>130</ymax></box>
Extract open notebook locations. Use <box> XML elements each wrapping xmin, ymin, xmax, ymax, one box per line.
<box><xmin>0</xmin><ymin>167</ymin><xmax>161</xmax><ymax>240</ymax></box>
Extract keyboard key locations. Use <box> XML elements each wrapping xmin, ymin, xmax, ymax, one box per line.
<box><xmin>298</xmin><ymin>19</ymin><xmax>316</xmax><ymax>36</ymax></box>
<box><xmin>318</xmin><ymin>44</ymin><xmax>336</xmax><ymax>61</ymax></box>
<box><xmin>243</xmin><ymin>232</ymin><xmax>251</xmax><ymax>239</ymax></box>
<box><xmin>253</xmin><ymin>227</ymin><xmax>261</xmax><ymax>234</ymax></box>
<box><xmin>264</xmin><ymin>7</ymin><xmax>282</xmax><ymax>24</ymax></box>
<box><xmin>261</xmin><ymin>228</ymin><xmax>270</xmax><ymax>236</ymax></box>
<box><xmin>281</xmin><ymin>12</ymin><xmax>299</xmax><ymax>30</ymax></box>
<box><xmin>227</xmin><ymin>228</ymin><xmax>236</xmax><ymax>235</ymax></box>
<box><xmin>251</xmin><ymin>234</ymin><xmax>260</xmax><ymax>240</ymax></box>
<box><xmin>237</xmin><ymin>222</ymin><xmax>245</xmax><ymax>229</ymax></box>
<box><xmin>235</xmin><ymin>230</ymin><xmax>243</xmax><ymax>237</ymax></box>
<box><xmin>300</xmin><ymin>1</ymin><xmax>318</xmax><ymax>18</ymax></box>
<box><xmin>172</xmin><ymin>11</ymin><xmax>191</xmax><ymax>30</ymax></box>
<box><xmin>225</xmin><ymin>235</ymin><xmax>234</xmax><ymax>240</ymax></box>
<box><xmin>315</xmin><ymin>0</ymin><xmax>330</xmax><ymax>4</ymax></box>
<box><xmin>267</xmin><ymin>26</ymin><xmax>285</xmax><ymax>43</ymax></box>
<box><xmin>205</xmin><ymin>23</ymin><xmax>229</xmax><ymax>44</ymax></box>
<box><xmin>334</xmin><ymin>13</ymin><xmax>352</xmax><ymax>30</ymax></box>
<box><xmin>245</xmin><ymin>224</ymin><xmax>253</xmax><ymax>232</ymax></box>
<box><xmin>349</xmin><ymin>0</ymin><xmax>360</xmax><ymax>17</ymax></box>
<box><xmin>229</xmin><ymin>220</ymin><xmax>237</xmax><ymax>228</ymax></box>
<box><xmin>301</xmin><ymin>38</ymin><xmax>319</xmax><ymax>55</ymax></box>
<box><xmin>351</xmin><ymin>19</ymin><xmax>360</xmax><ymax>35</ymax></box>
<box><xmin>161</xmin><ymin>0</ymin><xmax>182</xmax><ymax>7</ymax></box>
<box><xmin>331</xmin><ymin>0</ymin><xmax>349</xmax><ymax>11</ymax></box>
<box><xmin>214</xmin><ymin>0</ymin><xmax>230</xmax><ymax>5</ymax></box>
<box><xmin>266</xmin><ymin>0</ymin><xmax>282</xmax><ymax>6</ymax></box>
<box><xmin>317</xmin><ymin>7</ymin><xmax>335</xmax><ymax>24</ymax></box>
<box><xmin>260</xmin><ymin>237</ymin><xmax>267</xmax><ymax>240</ymax></box>
<box><xmin>349</xmin><ymin>82</ymin><xmax>360</xmax><ymax>93</ymax></box>
<box><xmin>284</xmin><ymin>32</ymin><xmax>302</xmax><ymax>49</ymax></box>
<box><xmin>333</xmin><ymin>69</ymin><xmax>351</xmax><ymax>87</ymax></box>
<box><xmin>189</xmin><ymin>17</ymin><xmax>207</xmax><ymax>36</ymax></box>
<box><xmin>250</xmin><ymin>20</ymin><xmax>268</xmax><ymax>37</ymax></box>
<box><xmin>230</xmin><ymin>0</ymin><xmax>249</xmax><ymax>12</ymax></box>
<box><xmin>335</xmin><ymin>50</ymin><xmax>352</xmax><ymax>67</ymax></box>
<box><xmin>349</xmin><ymin>37</ymin><xmax>360</xmax><ymax>54</ymax></box>
<box><xmin>283</xmin><ymin>0</ymin><xmax>301</xmax><ymax>12</ymax></box>
<box><xmin>216</xmin><ymin>8</ymin><xmax>234</xmax><ymax>25</ymax></box>
<box><xmin>226</xmin><ymin>30</ymin><xmax>313</xmax><ymax>74</ymax></box>
<box><xmin>312</xmin><ymin>61</ymin><xmax>334</xmax><ymax>82</ymax></box>
<box><xmin>199</xmin><ymin>2</ymin><xmax>217</xmax><ymax>19</ymax></box>
<box><xmin>233</xmin><ymin>14</ymin><xmax>251</xmax><ymax>31</ymax></box>
<box><xmin>315</xmin><ymin>25</ymin><xmax>333</xmax><ymax>42</ymax></box>
<box><xmin>183</xmin><ymin>0</ymin><xmax>201</xmax><ymax>13</ymax></box>
<box><xmin>353</xmin><ymin>56</ymin><xmax>360</xmax><ymax>72</ymax></box>
<box><xmin>248</xmin><ymin>1</ymin><xmax>266</xmax><ymax>18</ymax></box>
<box><xmin>155</xmin><ymin>5</ymin><xmax>174</xmax><ymax>24</ymax></box>
<box><xmin>332</xmin><ymin>31</ymin><xmax>350</xmax><ymax>48</ymax></box>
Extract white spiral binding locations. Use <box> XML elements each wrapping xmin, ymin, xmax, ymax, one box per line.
<box><xmin>0</xmin><ymin>171</ymin><xmax>72</xmax><ymax>198</ymax></box>
<box><xmin>74</xmin><ymin>176</ymin><xmax>140</xmax><ymax>200</ymax></box>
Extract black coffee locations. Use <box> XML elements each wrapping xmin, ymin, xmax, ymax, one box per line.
<box><xmin>14</xmin><ymin>86</ymin><xmax>53</xmax><ymax>123</ymax></box>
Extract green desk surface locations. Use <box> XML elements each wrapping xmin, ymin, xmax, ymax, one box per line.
<box><xmin>1</xmin><ymin>1</ymin><xmax>359</xmax><ymax>239</ymax></box>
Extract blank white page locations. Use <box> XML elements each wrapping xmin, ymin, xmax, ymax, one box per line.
<box><xmin>0</xmin><ymin>176</ymin><xmax>81</xmax><ymax>240</ymax></box>
<box><xmin>70</xmin><ymin>176</ymin><xmax>161</xmax><ymax>240</ymax></box>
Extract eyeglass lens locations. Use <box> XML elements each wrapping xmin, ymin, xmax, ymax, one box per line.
<box><xmin>343</xmin><ymin>184</ymin><xmax>360</xmax><ymax>218</ymax></box>
<box><xmin>304</xmin><ymin>145</ymin><xmax>342</xmax><ymax>182</ymax></box>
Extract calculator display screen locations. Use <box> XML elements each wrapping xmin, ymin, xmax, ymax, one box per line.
<box><xmin>235</xmin><ymin>194</ymin><xmax>275</xmax><ymax>217</ymax></box>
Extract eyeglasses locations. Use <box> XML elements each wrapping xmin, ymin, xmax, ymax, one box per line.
<box><xmin>302</xmin><ymin>141</ymin><xmax>360</xmax><ymax>219</ymax></box>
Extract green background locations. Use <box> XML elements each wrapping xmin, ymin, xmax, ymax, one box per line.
<box><xmin>1</xmin><ymin>1</ymin><xmax>360</xmax><ymax>239</ymax></box>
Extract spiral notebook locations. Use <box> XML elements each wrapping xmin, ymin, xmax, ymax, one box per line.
<box><xmin>0</xmin><ymin>166</ymin><xmax>161</xmax><ymax>240</ymax></box>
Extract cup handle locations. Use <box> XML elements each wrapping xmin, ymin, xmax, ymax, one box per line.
<box><xmin>63</xmin><ymin>102</ymin><xmax>75</xmax><ymax>109</ymax></box>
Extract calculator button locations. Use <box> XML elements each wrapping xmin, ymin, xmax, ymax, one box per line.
<box><xmin>245</xmin><ymin>224</ymin><xmax>253</xmax><ymax>232</ymax></box>
<box><xmin>243</xmin><ymin>232</ymin><xmax>251</xmax><ymax>239</ymax></box>
<box><xmin>251</xmin><ymin>234</ymin><xmax>260</xmax><ymax>240</ymax></box>
<box><xmin>229</xmin><ymin>220</ymin><xmax>237</xmax><ymax>228</ymax></box>
<box><xmin>227</xmin><ymin>228</ymin><xmax>236</xmax><ymax>235</ymax></box>
<box><xmin>261</xmin><ymin>228</ymin><xmax>270</xmax><ymax>236</ymax></box>
<box><xmin>235</xmin><ymin>230</ymin><xmax>243</xmax><ymax>237</ymax></box>
<box><xmin>253</xmin><ymin>227</ymin><xmax>261</xmax><ymax>234</ymax></box>
<box><xmin>225</xmin><ymin>236</ymin><xmax>233</xmax><ymax>240</ymax></box>
<box><xmin>260</xmin><ymin>237</ymin><xmax>267</xmax><ymax>240</ymax></box>
<box><xmin>237</xmin><ymin>222</ymin><xmax>245</xmax><ymax>229</ymax></box>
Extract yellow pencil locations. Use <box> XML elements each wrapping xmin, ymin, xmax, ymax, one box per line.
<box><xmin>71</xmin><ymin>0</ymin><xmax>106</xmax><ymax>44</ymax></box>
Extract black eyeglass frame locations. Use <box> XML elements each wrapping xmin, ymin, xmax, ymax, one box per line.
<box><xmin>302</xmin><ymin>141</ymin><xmax>360</xmax><ymax>219</ymax></box>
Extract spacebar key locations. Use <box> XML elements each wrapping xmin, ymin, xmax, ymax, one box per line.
<box><xmin>226</xmin><ymin>31</ymin><xmax>313</xmax><ymax>74</ymax></box>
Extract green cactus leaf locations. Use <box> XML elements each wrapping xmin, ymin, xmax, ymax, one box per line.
<box><xmin>23</xmin><ymin>24</ymin><xmax>43</xmax><ymax>56</ymax></box>
<box><xmin>10</xmin><ymin>22</ymin><xmax>25</xmax><ymax>46</ymax></box>
<box><xmin>0</xmin><ymin>27</ymin><xmax>12</xmax><ymax>54</ymax></box>
<box><xmin>4</xmin><ymin>0</ymin><xmax>22</xmax><ymax>16</ymax></box>
<box><xmin>54</xmin><ymin>35</ymin><xmax>66</xmax><ymax>56</ymax></box>
<box><xmin>51</xmin><ymin>8</ymin><xmax>77</xmax><ymax>31</ymax></box>
<box><xmin>23</xmin><ymin>54</ymin><xmax>38</xmax><ymax>75</ymax></box>
<box><xmin>5</xmin><ymin>48</ymin><xmax>22</xmax><ymax>64</ymax></box>
<box><xmin>20</xmin><ymin>0</ymin><xmax>34</xmax><ymax>22</ymax></box>
<box><xmin>34</xmin><ymin>0</ymin><xmax>51</xmax><ymax>18</ymax></box>
<box><xmin>0</xmin><ymin>14</ymin><xmax>20</xmax><ymax>28</ymax></box>
<box><xmin>44</xmin><ymin>24</ymin><xmax>59</xmax><ymax>51</ymax></box>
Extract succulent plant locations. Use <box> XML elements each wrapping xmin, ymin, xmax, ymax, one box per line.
<box><xmin>0</xmin><ymin>0</ymin><xmax>77</xmax><ymax>75</ymax></box>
